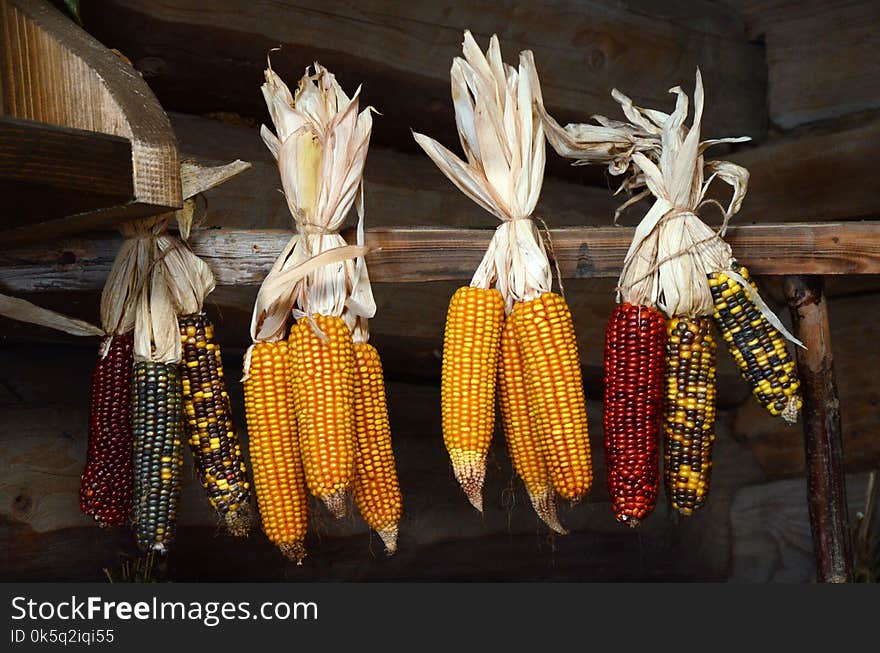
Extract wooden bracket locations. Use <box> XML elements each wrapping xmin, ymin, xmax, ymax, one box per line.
<box><xmin>0</xmin><ymin>0</ymin><xmax>180</xmax><ymax>243</ymax></box>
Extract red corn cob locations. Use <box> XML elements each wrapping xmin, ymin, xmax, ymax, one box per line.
<box><xmin>80</xmin><ymin>334</ymin><xmax>135</xmax><ymax>527</ymax></box>
<box><xmin>603</xmin><ymin>303</ymin><xmax>666</xmax><ymax>526</ymax></box>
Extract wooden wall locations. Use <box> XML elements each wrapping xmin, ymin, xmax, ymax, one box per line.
<box><xmin>1</xmin><ymin>0</ymin><xmax>879</xmax><ymax>581</ymax></box>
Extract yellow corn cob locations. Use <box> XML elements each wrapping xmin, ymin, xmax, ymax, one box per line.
<box><xmin>289</xmin><ymin>315</ymin><xmax>356</xmax><ymax>518</ymax></box>
<box><xmin>511</xmin><ymin>292</ymin><xmax>592</xmax><ymax>502</ymax></box>
<box><xmin>664</xmin><ymin>316</ymin><xmax>717</xmax><ymax>516</ymax></box>
<box><xmin>498</xmin><ymin>317</ymin><xmax>565</xmax><ymax>534</ymax></box>
<box><xmin>441</xmin><ymin>286</ymin><xmax>505</xmax><ymax>511</ymax></box>
<box><xmin>244</xmin><ymin>341</ymin><xmax>308</xmax><ymax>562</ymax></box>
<box><xmin>352</xmin><ymin>343</ymin><xmax>403</xmax><ymax>554</ymax></box>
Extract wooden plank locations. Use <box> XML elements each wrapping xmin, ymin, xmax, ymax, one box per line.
<box><xmin>0</xmin><ymin>0</ymin><xmax>180</xmax><ymax>241</ymax></box>
<box><xmin>730</xmin><ymin>0</ymin><xmax>880</xmax><ymax>129</ymax></box>
<box><xmin>784</xmin><ymin>275</ymin><xmax>853</xmax><ymax>583</ymax></box>
<box><xmin>173</xmin><ymin>111</ymin><xmax>880</xmax><ymax>230</ymax></box>
<box><xmin>730</xmin><ymin>472</ymin><xmax>869</xmax><ymax>582</ymax></box>
<box><xmin>169</xmin><ymin>112</ymin><xmax>629</xmax><ymax>230</ymax></box>
<box><xmin>79</xmin><ymin>0</ymin><xmax>767</xmax><ymax>161</ymax></box>
<box><xmin>730</xmin><ymin>116</ymin><xmax>880</xmax><ymax>224</ymax></box>
<box><xmin>0</xmin><ymin>115</ymin><xmax>134</xmax><ymax>227</ymax></box>
<box><xmin>1</xmin><ymin>222</ymin><xmax>879</xmax><ymax>295</ymax></box>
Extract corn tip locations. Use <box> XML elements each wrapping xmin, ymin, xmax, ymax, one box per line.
<box><xmin>377</xmin><ymin>524</ymin><xmax>399</xmax><ymax>556</ymax></box>
<box><xmin>322</xmin><ymin>489</ymin><xmax>350</xmax><ymax>519</ymax></box>
<box><xmin>279</xmin><ymin>541</ymin><xmax>306</xmax><ymax>564</ymax></box>
<box><xmin>450</xmin><ymin>451</ymin><xmax>486</xmax><ymax>513</ymax></box>
<box><xmin>528</xmin><ymin>488</ymin><xmax>567</xmax><ymax>535</ymax></box>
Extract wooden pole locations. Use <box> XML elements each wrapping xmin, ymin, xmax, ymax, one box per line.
<box><xmin>783</xmin><ymin>274</ymin><xmax>853</xmax><ymax>582</ymax></box>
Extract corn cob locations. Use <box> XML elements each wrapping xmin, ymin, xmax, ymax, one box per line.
<box><xmin>708</xmin><ymin>263</ymin><xmax>802</xmax><ymax>423</ymax></box>
<box><xmin>132</xmin><ymin>361</ymin><xmax>185</xmax><ymax>553</ymax></box>
<box><xmin>511</xmin><ymin>292</ymin><xmax>592</xmax><ymax>503</ymax></box>
<box><xmin>179</xmin><ymin>313</ymin><xmax>252</xmax><ymax>536</ymax></box>
<box><xmin>289</xmin><ymin>315</ymin><xmax>356</xmax><ymax>518</ymax></box>
<box><xmin>603</xmin><ymin>302</ymin><xmax>666</xmax><ymax>526</ymax></box>
<box><xmin>244</xmin><ymin>340</ymin><xmax>308</xmax><ymax>562</ymax></box>
<box><xmin>498</xmin><ymin>317</ymin><xmax>565</xmax><ymax>533</ymax></box>
<box><xmin>80</xmin><ymin>334</ymin><xmax>134</xmax><ymax>527</ymax></box>
<box><xmin>441</xmin><ymin>286</ymin><xmax>504</xmax><ymax>511</ymax></box>
<box><xmin>664</xmin><ymin>316</ymin><xmax>717</xmax><ymax>515</ymax></box>
<box><xmin>352</xmin><ymin>343</ymin><xmax>403</xmax><ymax>554</ymax></box>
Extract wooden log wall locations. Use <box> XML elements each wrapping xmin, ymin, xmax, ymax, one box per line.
<box><xmin>1</xmin><ymin>0</ymin><xmax>879</xmax><ymax>581</ymax></box>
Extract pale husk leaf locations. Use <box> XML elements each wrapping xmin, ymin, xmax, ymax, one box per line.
<box><xmin>247</xmin><ymin>61</ymin><xmax>375</xmax><ymax>373</ymax></box>
<box><xmin>0</xmin><ymin>294</ymin><xmax>103</xmax><ymax>337</ymax></box>
<box><xmin>413</xmin><ymin>32</ymin><xmax>550</xmax><ymax>309</ymax></box>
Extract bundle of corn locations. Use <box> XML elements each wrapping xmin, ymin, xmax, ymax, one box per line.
<box><xmin>538</xmin><ymin>70</ymin><xmax>804</xmax><ymax>521</ymax></box>
<box><xmin>120</xmin><ymin>213</ymin><xmax>210</xmax><ymax>554</ymax></box>
<box><xmin>414</xmin><ymin>32</ymin><xmax>591</xmax><ymax>531</ymax></box>
<box><xmin>246</xmin><ymin>60</ymin><xmax>372</xmax><ymax>559</ymax></box>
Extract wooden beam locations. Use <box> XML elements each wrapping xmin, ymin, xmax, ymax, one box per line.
<box><xmin>1</xmin><ymin>223</ymin><xmax>878</xmax><ymax>295</ymax></box>
<box><xmin>0</xmin><ymin>115</ymin><xmax>134</xmax><ymax>226</ymax></box>
<box><xmin>784</xmin><ymin>275</ymin><xmax>853</xmax><ymax>583</ymax></box>
<box><xmin>171</xmin><ymin>112</ymin><xmax>880</xmax><ymax>232</ymax></box>
<box><xmin>732</xmin><ymin>0</ymin><xmax>879</xmax><ymax>129</ymax></box>
<box><xmin>168</xmin><ymin>112</ymin><xmax>628</xmax><ymax>231</ymax></box>
<box><xmin>729</xmin><ymin>116</ymin><xmax>880</xmax><ymax>224</ymax></box>
<box><xmin>79</xmin><ymin>0</ymin><xmax>767</xmax><ymax>162</ymax></box>
<box><xmin>0</xmin><ymin>0</ymin><xmax>180</xmax><ymax>242</ymax></box>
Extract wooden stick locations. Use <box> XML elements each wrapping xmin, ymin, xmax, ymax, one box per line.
<box><xmin>784</xmin><ymin>274</ymin><xmax>854</xmax><ymax>583</ymax></box>
<box><xmin>2</xmin><ymin>222</ymin><xmax>880</xmax><ymax>294</ymax></box>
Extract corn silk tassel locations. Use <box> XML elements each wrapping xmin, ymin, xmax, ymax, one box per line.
<box><xmin>537</xmin><ymin>70</ymin><xmax>805</xmax><ymax>523</ymax></box>
<box><xmin>246</xmin><ymin>59</ymin><xmax>372</xmax><ymax>556</ymax></box>
<box><xmin>414</xmin><ymin>32</ymin><xmax>592</xmax><ymax>527</ymax></box>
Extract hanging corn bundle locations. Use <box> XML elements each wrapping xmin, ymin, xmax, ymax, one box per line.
<box><xmin>414</xmin><ymin>32</ymin><xmax>591</xmax><ymax>530</ymax></box>
<box><xmin>124</xmin><ymin>212</ymin><xmax>211</xmax><ymax>553</ymax></box>
<box><xmin>0</xmin><ymin>163</ymin><xmax>249</xmax><ymax>542</ymax></box>
<box><xmin>245</xmin><ymin>60</ymin><xmax>372</xmax><ymax>560</ymax></box>
<box><xmin>538</xmin><ymin>70</ymin><xmax>804</xmax><ymax>521</ymax></box>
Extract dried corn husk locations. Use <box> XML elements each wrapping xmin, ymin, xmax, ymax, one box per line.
<box><xmin>413</xmin><ymin>31</ymin><xmax>551</xmax><ymax>312</ymax></box>
<box><xmin>537</xmin><ymin>70</ymin><xmax>800</xmax><ymax>345</ymax></box>
<box><xmin>246</xmin><ymin>61</ymin><xmax>374</xmax><ymax>375</ymax></box>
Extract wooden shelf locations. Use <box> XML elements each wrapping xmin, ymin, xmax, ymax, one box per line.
<box><xmin>0</xmin><ymin>0</ymin><xmax>180</xmax><ymax>243</ymax></box>
<box><xmin>1</xmin><ymin>221</ymin><xmax>878</xmax><ymax>295</ymax></box>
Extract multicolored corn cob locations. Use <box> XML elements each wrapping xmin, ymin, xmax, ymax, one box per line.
<box><xmin>80</xmin><ymin>334</ymin><xmax>134</xmax><ymax>527</ymax></box>
<box><xmin>603</xmin><ymin>302</ymin><xmax>666</xmax><ymax>526</ymax></box>
<box><xmin>244</xmin><ymin>340</ymin><xmax>308</xmax><ymax>562</ymax></box>
<box><xmin>132</xmin><ymin>361</ymin><xmax>185</xmax><ymax>553</ymax></box>
<box><xmin>498</xmin><ymin>317</ymin><xmax>565</xmax><ymax>533</ymax></box>
<box><xmin>663</xmin><ymin>316</ymin><xmax>717</xmax><ymax>515</ymax></box>
<box><xmin>289</xmin><ymin>315</ymin><xmax>356</xmax><ymax>518</ymax></box>
<box><xmin>179</xmin><ymin>313</ymin><xmax>252</xmax><ymax>536</ymax></box>
<box><xmin>511</xmin><ymin>292</ymin><xmax>592</xmax><ymax>503</ymax></box>
<box><xmin>708</xmin><ymin>263</ymin><xmax>802</xmax><ymax>423</ymax></box>
<box><xmin>440</xmin><ymin>286</ymin><xmax>504</xmax><ymax>511</ymax></box>
<box><xmin>352</xmin><ymin>342</ymin><xmax>403</xmax><ymax>554</ymax></box>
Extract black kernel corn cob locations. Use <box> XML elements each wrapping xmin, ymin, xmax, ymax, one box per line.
<box><xmin>708</xmin><ymin>263</ymin><xmax>802</xmax><ymax>423</ymax></box>
<box><xmin>132</xmin><ymin>361</ymin><xmax>185</xmax><ymax>553</ymax></box>
<box><xmin>179</xmin><ymin>313</ymin><xmax>252</xmax><ymax>536</ymax></box>
<box><xmin>663</xmin><ymin>316</ymin><xmax>717</xmax><ymax>515</ymax></box>
<box><xmin>80</xmin><ymin>334</ymin><xmax>134</xmax><ymax>527</ymax></box>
